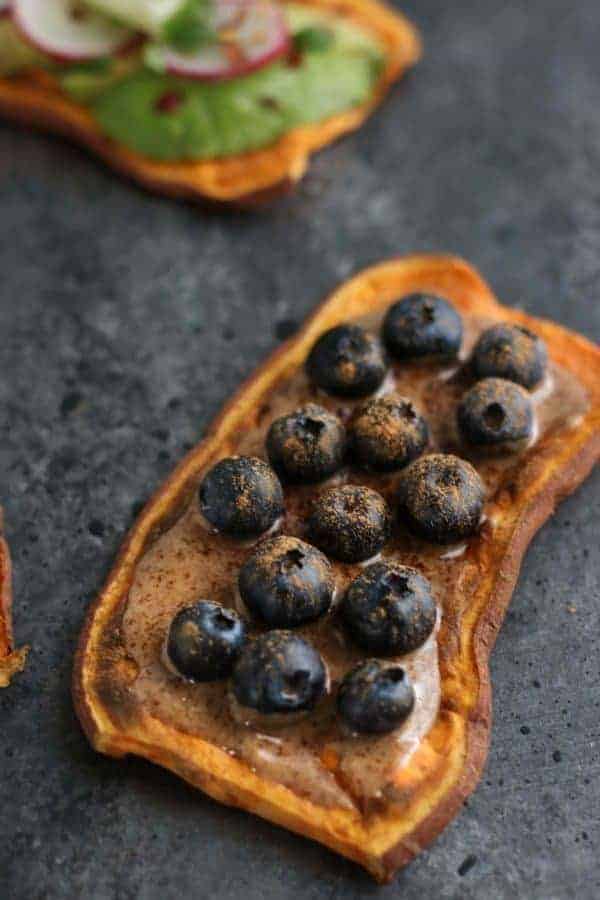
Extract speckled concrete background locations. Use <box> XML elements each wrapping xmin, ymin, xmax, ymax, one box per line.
<box><xmin>1</xmin><ymin>1</ymin><xmax>599</xmax><ymax>897</ymax></box>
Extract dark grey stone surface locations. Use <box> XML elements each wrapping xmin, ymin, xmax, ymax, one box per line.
<box><xmin>1</xmin><ymin>0</ymin><xmax>599</xmax><ymax>897</ymax></box>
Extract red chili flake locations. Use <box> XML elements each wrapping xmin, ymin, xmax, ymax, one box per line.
<box><xmin>286</xmin><ymin>48</ymin><xmax>302</xmax><ymax>68</ymax></box>
<box><xmin>69</xmin><ymin>2</ymin><xmax>89</xmax><ymax>22</ymax></box>
<box><xmin>155</xmin><ymin>91</ymin><xmax>184</xmax><ymax>114</ymax></box>
<box><xmin>225</xmin><ymin>42</ymin><xmax>247</xmax><ymax>68</ymax></box>
<box><xmin>259</xmin><ymin>96</ymin><xmax>281</xmax><ymax>111</ymax></box>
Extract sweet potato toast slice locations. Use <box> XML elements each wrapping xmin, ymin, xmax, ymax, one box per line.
<box><xmin>0</xmin><ymin>0</ymin><xmax>420</xmax><ymax>206</ymax></box>
<box><xmin>73</xmin><ymin>255</ymin><xmax>600</xmax><ymax>882</ymax></box>
<box><xmin>0</xmin><ymin>512</ymin><xmax>28</xmax><ymax>687</ymax></box>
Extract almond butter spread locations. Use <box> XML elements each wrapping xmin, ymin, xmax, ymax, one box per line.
<box><xmin>118</xmin><ymin>311</ymin><xmax>589</xmax><ymax>813</ymax></box>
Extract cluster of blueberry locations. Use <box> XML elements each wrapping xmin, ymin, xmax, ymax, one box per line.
<box><xmin>165</xmin><ymin>293</ymin><xmax>548</xmax><ymax>736</ymax></box>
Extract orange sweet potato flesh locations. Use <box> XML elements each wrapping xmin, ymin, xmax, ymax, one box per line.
<box><xmin>0</xmin><ymin>512</ymin><xmax>28</xmax><ymax>687</ymax></box>
<box><xmin>0</xmin><ymin>0</ymin><xmax>421</xmax><ymax>206</ymax></box>
<box><xmin>73</xmin><ymin>255</ymin><xmax>600</xmax><ymax>881</ymax></box>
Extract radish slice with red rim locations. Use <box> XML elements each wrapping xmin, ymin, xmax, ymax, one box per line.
<box><xmin>12</xmin><ymin>0</ymin><xmax>136</xmax><ymax>62</ymax></box>
<box><xmin>159</xmin><ymin>0</ymin><xmax>290</xmax><ymax>81</ymax></box>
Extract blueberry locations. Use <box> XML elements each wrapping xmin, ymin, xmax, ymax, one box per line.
<box><xmin>458</xmin><ymin>377</ymin><xmax>534</xmax><ymax>451</ymax></box>
<box><xmin>348</xmin><ymin>394</ymin><xmax>429</xmax><ymax>472</ymax></box>
<box><xmin>238</xmin><ymin>535</ymin><xmax>334</xmax><ymax>627</ymax></box>
<box><xmin>342</xmin><ymin>562</ymin><xmax>437</xmax><ymax>655</ymax></box>
<box><xmin>266</xmin><ymin>403</ymin><xmax>346</xmax><ymax>483</ymax></box>
<box><xmin>232</xmin><ymin>630</ymin><xmax>327</xmax><ymax>714</ymax></box>
<box><xmin>383</xmin><ymin>294</ymin><xmax>463</xmax><ymax>362</ymax></box>
<box><xmin>471</xmin><ymin>323</ymin><xmax>547</xmax><ymax>389</ymax></box>
<box><xmin>306</xmin><ymin>324</ymin><xmax>388</xmax><ymax>398</ymax></box>
<box><xmin>397</xmin><ymin>453</ymin><xmax>485</xmax><ymax>543</ymax></box>
<box><xmin>337</xmin><ymin>660</ymin><xmax>415</xmax><ymax>734</ymax></box>
<box><xmin>166</xmin><ymin>601</ymin><xmax>246</xmax><ymax>681</ymax></box>
<box><xmin>308</xmin><ymin>485</ymin><xmax>391</xmax><ymax>563</ymax></box>
<box><xmin>199</xmin><ymin>456</ymin><xmax>284</xmax><ymax>537</ymax></box>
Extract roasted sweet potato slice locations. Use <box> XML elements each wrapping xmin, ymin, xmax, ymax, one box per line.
<box><xmin>0</xmin><ymin>512</ymin><xmax>28</xmax><ymax>687</ymax></box>
<box><xmin>73</xmin><ymin>255</ymin><xmax>600</xmax><ymax>881</ymax></box>
<box><xmin>0</xmin><ymin>0</ymin><xmax>420</xmax><ymax>205</ymax></box>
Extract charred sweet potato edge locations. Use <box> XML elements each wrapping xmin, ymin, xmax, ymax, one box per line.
<box><xmin>0</xmin><ymin>0</ymin><xmax>421</xmax><ymax>206</ymax></box>
<box><xmin>73</xmin><ymin>255</ymin><xmax>600</xmax><ymax>881</ymax></box>
<box><xmin>0</xmin><ymin>513</ymin><xmax>28</xmax><ymax>687</ymax></box>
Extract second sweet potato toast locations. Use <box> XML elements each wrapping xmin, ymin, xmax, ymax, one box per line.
<box><xmin>0</xmin><ymin>0</ymin><xmax>420</xmax><ymax>204</ymax></box>
<box><xmin>74</xmin><ymin>256</ymin><xmax>600</xmax><ymax>881</ymax></box>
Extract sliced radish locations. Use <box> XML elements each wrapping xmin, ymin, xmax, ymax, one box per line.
<box><xmin>0</xmin><ymin>0</ymin><xmax>11</xmax><ymax>16</ymax></box>
<box><xmin>214</xmin><ymin>0</ymin><xmax>250</xmax><ymax>30</ymax></box>
<box><xmin>12</xmin><ymin>0</ymin><xmax>136</xmax><ymax>62</ymax></box>
<box><xmin>159</xmin><ymin>0</ymin><xmax>290</xmax><ymax>81</ymax></box>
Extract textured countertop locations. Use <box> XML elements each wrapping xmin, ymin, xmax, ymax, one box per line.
<box><xmin>0</xmin><ymin>1</ymin><xmax>599</xmax><ymax>897</ymax></box>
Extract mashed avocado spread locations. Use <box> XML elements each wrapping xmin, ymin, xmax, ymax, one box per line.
<box><xmin>0</xmin><ymin>6</ymin><xmax>384</xmax><ymax>162</ymax></box>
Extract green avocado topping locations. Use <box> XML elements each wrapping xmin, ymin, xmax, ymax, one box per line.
<box><xmin>93</xmin><ymin>46</ymin><xmax>381</xmax><ymax>160</ymax></box>
<box><xmin>59</xmin><ymin>57</ymin><xmax>142</xmax><ymax>103</ymax></box>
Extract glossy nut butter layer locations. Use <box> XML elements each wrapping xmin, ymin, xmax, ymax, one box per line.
<box><xmin>74</xmin><ymin>256</ymin><xmax>600</xmax><ymax>882</ymax></box>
